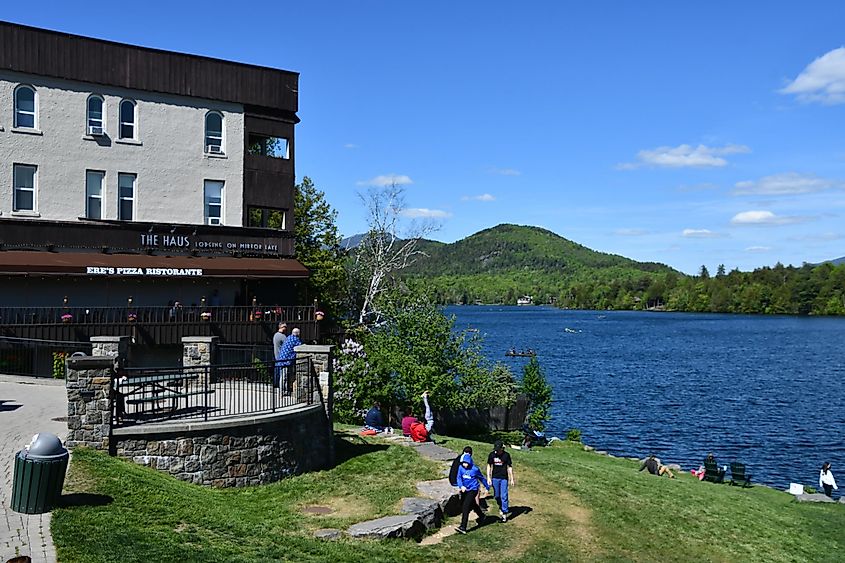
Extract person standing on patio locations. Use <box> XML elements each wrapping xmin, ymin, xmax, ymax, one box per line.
<box><xmin>277</xmin><ymin>327</ymin><xmax>301</xmax><ymax>395</ymax></box>
<box><xmin>272</xmin><ymin>322</ymin><xmax>288</xmax><ymax>388</ymax></box>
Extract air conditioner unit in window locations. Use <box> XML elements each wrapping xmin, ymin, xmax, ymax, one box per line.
<box><xmin>88</xmin><ymin>125</ymin><xmax>104</xmax><ymax>136</ymax></box>
<box><xmin>208</xmin><ymin>218</ymin><xmax>221</xmax><ymax>225</ymax></box>
<box><xmin>207</xmin><ymin>145</ymin><xmax>223</xmax><ymax>154</ymax></box>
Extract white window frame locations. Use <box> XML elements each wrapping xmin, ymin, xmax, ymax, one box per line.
<box><xmin>119</xmin><ymin>99</ymin><xmax>137</xmax><ymax>140</ymax></box>
<box><xmin>117</xmin><ymin>173</ymin><xmax>136</xmax><ymax>221</ymax></box>
<box><xmin>87</xmin><ymin>95</ymin><xmax>105</xmax><ymax>133</ymax></box>
<box><xmin>14</xmin><ymin>85</ymin><xmax>37</xmax><ymax>129</ymax></box>
<box><xmin>204</xmin><ymin>180</ymin><xmax>224</xmax><ymax>225</ymax></box>
<box><xmin>204</xmin><ymin>111</ymin><xmax>224</xmax><ymax>154</ymax></box>
<box><xmin>13</xmin><ymin>164</ymin><xmax>37</xmax><ymax>212</ymax></box>
<box><xmin>85</xmin><ymin>170</ymin><xmax>105</xmax><ymax>219</ymax></box>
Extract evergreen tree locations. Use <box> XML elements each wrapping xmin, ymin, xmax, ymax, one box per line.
<box><xmin>521</xmin><ymin>356</ymin><xmax>552</xmax><ymax>431</ymax></box>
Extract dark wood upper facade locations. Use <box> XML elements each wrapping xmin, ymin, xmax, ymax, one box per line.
<box><xmin>0</xmin><ymin>21</ymin><xmax>299</xmax><ymax>115</ymax></box>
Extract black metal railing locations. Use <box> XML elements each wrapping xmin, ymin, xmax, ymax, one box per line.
<box><xmin>0</xmin><ymin>305</ymin><xmax>316</xmax><ymax>325</ymax></box>
<box><xmin>111</xmin><ymin>357</ymin><xmax>314</xmax><ymax>427</ymax></box>
<box><xmin>0</xmin><ymin>336</ymin><xmax>92</xmax><ymax>378</ymax></box>
<box><xmin>217</xmin><ymin>344</ymin><xmax>274</xmax><ymax>365</ymax></box>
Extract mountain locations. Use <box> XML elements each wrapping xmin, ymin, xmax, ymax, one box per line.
<box><xmin>407</xmin><ymin>224</ymin><xmax>672</xmax><ymax>277</ymax></box>
<box><xmin>826</xmin><ymin>256</ymin><xmax>845</xmax><ymax>266</ymax></box>
<box><xmin>402</xmin><ymin>224</ymin><xmax>677</xmax><ymax>305</ymax></box>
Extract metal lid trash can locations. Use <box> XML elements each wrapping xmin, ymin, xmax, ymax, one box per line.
<box><xmin>10</xmin><ymin>432</ymin><xmax>69</xmax><ymax>514</ymax></box>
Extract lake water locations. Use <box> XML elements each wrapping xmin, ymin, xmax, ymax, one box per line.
<box><xmin>446</xmin><ymin>305</ymin><xmax>845</xmax><ymax>490</ymax></box>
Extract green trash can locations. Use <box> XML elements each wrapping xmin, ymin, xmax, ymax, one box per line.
<box><xmin>10</xmin><ymin>432</ymin><xmax>69</xmax><ymax>514</ymax></box>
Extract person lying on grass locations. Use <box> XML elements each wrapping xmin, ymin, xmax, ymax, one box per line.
<box><xmin>639</xmin><ymin>454</ymin><xmax>676</xmax><ymax>478</ymax></box>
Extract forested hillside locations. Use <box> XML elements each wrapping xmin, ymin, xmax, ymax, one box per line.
<box><xmin>402</xmin><ymin>224</ymin><xmax>845</xmax><ymax>315</ymax></box>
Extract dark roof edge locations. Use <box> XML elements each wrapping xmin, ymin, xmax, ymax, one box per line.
<box><xmin>0</xmin><ymin>20</ymin><xmax>299</xmax><ymax>78</ymax></box>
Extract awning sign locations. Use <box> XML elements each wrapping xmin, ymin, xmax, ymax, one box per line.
<box><xmin>86</xmin><ymin>267</ymin><xmax>203</xmax><ymax>277</ymax></box>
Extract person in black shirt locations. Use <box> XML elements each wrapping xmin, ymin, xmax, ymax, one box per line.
<box><xmin>486</xmin><ymin>440</ymin><xmax>515</xmax><ymax>521</ymax></box>
<box><xmin>639</xmin><ymin>455</ymin><xmax>675</xmax><ymax>478</ymax></box>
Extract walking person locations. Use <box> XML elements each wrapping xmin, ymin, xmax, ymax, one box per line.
<box><xmin>272</xmin><ymin>322</ymin><xmax>287</xmax><ymax>389</ymax></box>
<box><xmin>819</xmin><ymin>462</ymin><xmax>838</xmax><ymax>498</ymax></box>
<box><xmin>277</xmin><ymin>327</ymin><xmax>301</xmax><ymax>395</ymax></box>
<box><xmin>487</xmin><ymin>440</ymin><xmax>515</xmax><ymax>522</ymax></box>
<box><xmin>454</xmin><ymin>452</ymin><xmax>492</xmax><ymax>534</ymax></box>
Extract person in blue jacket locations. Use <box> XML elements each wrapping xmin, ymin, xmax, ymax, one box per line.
<box><xmin>454</xmin><ymin>452</ymin><xmax>492</xmax><ymax>534</ymax></box>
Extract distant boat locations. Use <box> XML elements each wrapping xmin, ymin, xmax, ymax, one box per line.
<box><xmin>505</xmin><ymin>348</ymin><xmax>536</xmax><ymax>357</ymax></box>
<box><xmin>516</xmin><ymin>295</ymin><xmax>533</xmax><ymax>306</ymax></box>
<box><xmin>564</xmin><ymin>328</ymin><xmax>580</xmax><ymax>333</ymax></box>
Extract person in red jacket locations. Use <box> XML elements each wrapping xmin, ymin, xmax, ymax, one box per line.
<box><xmin>410</xmin><ymin>391</ymin><xmax>435</xmax><ymax>442</ymax></box>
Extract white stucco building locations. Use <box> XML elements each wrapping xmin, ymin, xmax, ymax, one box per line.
<box><xmin>0</xmin><ymin>21</ymin><xmax>309</xmax><ymax>316</ymax></box>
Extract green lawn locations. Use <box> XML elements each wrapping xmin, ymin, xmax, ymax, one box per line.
<box><xmin>53</xmin><ymin>431</ymin><xmax>845</xmax><ymax>562</ymax></box>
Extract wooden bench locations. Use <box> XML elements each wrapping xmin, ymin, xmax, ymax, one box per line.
<box><xmin>703</xmin><ymin>460</ymin><xmax>725</xmax><ymax>483</ymax></box>
<box><xmin>730</xmin><ymin>462</ymin><xmax>752</xmax><ymax>487</ymax></box>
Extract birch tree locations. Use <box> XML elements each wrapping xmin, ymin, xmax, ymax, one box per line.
<box><xmin>352</xmin><ymin>182</ymin><xmax>437</xmax><ymax>326</ymax></box>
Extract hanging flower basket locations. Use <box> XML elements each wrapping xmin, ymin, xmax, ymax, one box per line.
<box><xmin>253</xmin><ymin>310</ymin><xmax>263</xmax><ymax>321</ymax></box>
<box><xmin>201</xmin><ymin>311</ymin><xmax>212</xmax><ymax>321</ymax></box>
<box><xmin>61</xmin><ymin>314</ymin><xmax>73</xmax><ymax>324</ymax></box>
<box><xmin>315</xmin><ymin>311</ymin><xmax>325</xmax><ymax>321</ymax></box>
<box><xmin>127</xmin><ymin>313</ymin><xmax>137</xmax><ymax>322</ymax></box>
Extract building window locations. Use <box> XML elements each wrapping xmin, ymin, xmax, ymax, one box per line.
<box><xmin>87</xmin><ymin>95</ymin><xmax>104</xmax><ymax>134</ymax></box>
<box><xmin>119</xmin><ymin>100</ymin><xmax>136</xmax><ymax>139</ymax></box>
<box><xmin>248</xmin><ymin>134</ymin><xmax>289</xmax><ymax>159</ymax></box>
<box><xmin>247</xmin><ymin>207</ymin><xmax>286</xmax><ymax>229</ymax></box>
<box><xmin>13</xmin><ymin>164</ymin><xmax>37</xmax><ymax>212</ymax></box>
<box><xmin>86</xmin><ymin>170</ymin><xmax>104</xmax><ymax>219</ymax></box>
<box><xmin>204</xmin><ymin>180</ymin><xmax>224</xmax><ymax>225</ymax></box>
<box><xmin>205</xmin><ymin>112</ymin><xmax>224</xmax><ymax>154</ymax></box>
<box><xmin>14</xmin><ymin>86</ymin><xmax>36</xmax><ymax>129</ymax></box>
<box><xmin>118</xmin><ymin>173</ymin><xmax>135</xmax><ymax>221</ymax></box>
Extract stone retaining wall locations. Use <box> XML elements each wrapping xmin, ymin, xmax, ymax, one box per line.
<box><xmin>64</xmin><ymin>336</ymin><xmax>335</xmax><ymax>487</ymax></box>
<box><xmin>112</xmin><ymin>406</ymin><xmax>332</xmax><ymax>487</ymax></box>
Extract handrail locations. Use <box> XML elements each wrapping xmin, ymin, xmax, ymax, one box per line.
<box><xmin>0</xmin><ymin>305</ymin><xmax>316</xmax><ymax>325</ymax></box>
<box><xmin>112</xmin><ymin>357</ymin><xmax>315</xmax><ymax>427</ymax></box>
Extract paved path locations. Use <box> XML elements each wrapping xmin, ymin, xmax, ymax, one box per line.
<box><xmin>0</xmin><ymin>376</ymin><xmax>67</xmax><ymax>563</ymax></box>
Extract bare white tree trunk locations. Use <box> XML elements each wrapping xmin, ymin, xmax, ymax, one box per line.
<box><xmin>353</xmin><ymin>183</ymin><xmax>437</xmax><ymax>327</ymax></box>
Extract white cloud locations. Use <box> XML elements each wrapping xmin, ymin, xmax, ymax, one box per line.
<box><xmin>781</xmin><ymin>47</ymin><xmax>845</xmax><ymax>105</ymax></box>
<box><xmin>401</xmin><ymin>208</ymin><xmax>451</xmax><ymax>219</ymax></box>
<box><xmin>461</xmin><ymin>193</ymin><xmax>496</xmax><ymax>202</ymax></box>
<box><xmin>488</xmin><ymin>167</ymin><xmax>521</xmax><ymax>176</ymax></box>
<box><xmin>618</xmin><ymin>144</ymin><xmax>750</xmax><ymax>169</ymax></box>
<box><xmin>615</xmin><ymin>228</ymin><xmax>650</xmax><ymax>236</ymax></box>
<box><xmin>344</xmin><ymin>143</ymin><xmax>359</xmax><ymax>149</ymax></box>
<box><xmin>682</xmin><ymin>228</ymin><xmax>722</xmax><ymax>238</ymax></box>
<box><xmin>745</xmin><ymin>246</ymin><xmax>771</xmax><ymax>253</ymax></box>
<box><xmin>356</xmin><ymin>174</ymin><xmax>413</xmax><ymax>187</ymax></box>
<box><xmin>730</xmin><ymin>210</ymin><xmax>811</xmax><ymax>226</ymax></box>
<box><xmin>733</xmin><ymin>172</ymin><xmax>843</xmax><ymax>195</ymax></box>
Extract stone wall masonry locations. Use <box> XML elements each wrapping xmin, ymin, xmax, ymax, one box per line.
<box><xmin>65</xmin><ymin>356</ymin><xmax>116</xmax><ymax>450</ymax></box>
<box><xmin>112</xmin><ymin>406</ymin><xmax>331</xmax><ymax>487</ymax></box>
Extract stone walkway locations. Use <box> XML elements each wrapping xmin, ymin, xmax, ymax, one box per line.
<box><xmin>0</xmin><ymin>376</ymin><xmax>67</xmax><ymax>563</ymax></box>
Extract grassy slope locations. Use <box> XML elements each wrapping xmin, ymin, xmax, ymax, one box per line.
<box><xmin>54</xmin><ymin>432</ymin><xmax>845</xmax><ymax>562</ymax></box>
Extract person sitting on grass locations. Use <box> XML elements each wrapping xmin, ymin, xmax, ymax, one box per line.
<box><xmin>401</xmin><ymin>406</ymin><xmax>417</xmax><ymax>437</ymax></box>
<box><xmin>639</xmin><ymin>454</ymin><xmax>676</xmax><ymax>478</ymax></box>
<box><xmin>454</xmin><ymin>452</ymin><xmax>492</xmax><ymax>534</ymax></box>
<box><xmin>364</xmin><ymin>401</ymin><xmax>385</xmax><ymax>432</ymax></box>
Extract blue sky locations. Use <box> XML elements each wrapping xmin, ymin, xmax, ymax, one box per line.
<box><xmin>7</xmin><ymin>2</ymin><xmax>845</xmax><ymax>274</ymax></box>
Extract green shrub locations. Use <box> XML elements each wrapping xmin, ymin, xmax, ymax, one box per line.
<box><xmin>52</xmin><ymin>351</ymin><xmax>67</xmax><ymax>379</ymax></box>
<box><xmin>566</xmin><ymin>428</ymin><xmax>582</xmax><ymax>443</ymax></box>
